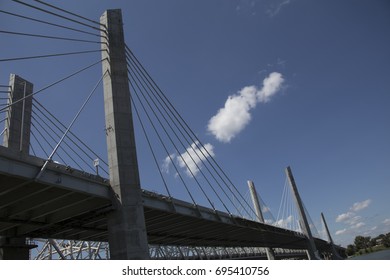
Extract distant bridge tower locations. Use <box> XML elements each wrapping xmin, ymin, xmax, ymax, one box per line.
<box><xmin>321</xmin><ymin>212</ymin><xmax>343</xmax><ymax>259</ymax></box>
<box><xmin>0</xmin><ymin>74</ymin><xmax>35</xmax><ymax>260</ymax></box>
<box><xmin>247</xmin><ymin>180</ymin><xmax>276</xmax><ymax>260</ymax></box>
<box><xmin>2</xmin><ymin>74</ymin><xmax>33</xmax><ymax>153</ymax></box>
<box><xmin>100</xmin><ymin>9</ymin><xmax>150</xmax><ymax>259</ymax></box>
<box><xmin>285</xmin><ymin>166</ymin><xmax>320</xmax><ymax>260</ymax></box>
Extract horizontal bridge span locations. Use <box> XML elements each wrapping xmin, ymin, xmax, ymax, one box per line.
<box><xmin>0</xmin><ymin>146</ymin><xmax>331</xmax><ymax>250</ymax></box>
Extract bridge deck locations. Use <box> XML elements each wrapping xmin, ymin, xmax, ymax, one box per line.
<box><xmin>0</xmin><ymin>146</ymin><xmax>330</xmax><ymax>250</ymax></box>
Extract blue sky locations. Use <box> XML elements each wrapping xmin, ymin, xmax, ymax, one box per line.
<box><xmin>1</xmin><ymin>0</ymin><xmax>389</xmax><ymax>247</ymax></box>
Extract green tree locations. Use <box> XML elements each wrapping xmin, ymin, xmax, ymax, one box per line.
<box><xmin>346</xmin><ymin>244</ymin><xmax>356</xmax><ymax>256</ymax></box>
<box><xmin>383</xmin><ymin>233</ymin><xmax>390</xmax><ymax>247</ymax></box>
<box><xmin>354</xmin><ymin>235</ymin><xmax>371</xmax><ymax>251</ymax></box>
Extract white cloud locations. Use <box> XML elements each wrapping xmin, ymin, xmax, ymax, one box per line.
<box><xmin>336</xmin><ymin>212</ymin><xmax>354</xmax><ymax>223</ymax></box>
<box><xmin>177</xmin><ymin>142</ymin><xmax>215</xmax><ymax>177</ymax></box>
<box><xmin>336</xmin><ymin>199</ymin><xmax>372</xmax><ymax>224</ymax></box>
<box><xmin>267</xmin><ymin>0</ymin><xmax>291</xmax><ymax>17</ymax></box>
<box><xmin>207</xmin><ymin>72</ymin><xmax>284</xmax><ymax>143</ymax></box>
<box><xmin>161</xmin><ymin>154</ymin><xmax>175</xmax><ymax>174</ymax></box>
<box><xmin>383</xmin><ymin>218</ymin><xmax>390</xmax><ymax>226</ymax></box>
<box><xmin>350</xmin><ymin>199</ymin><xmax>371</xmax><ymax>212</ymax></box>
<box><xmin>262</xmin><ymin>206</ymin><xmax>271</xmax><ymax>213</ymax></box>
<box><xmin>335</xmin><ymin>228</ymin><xmax>347</xmax><ymax>235</ymax></box>
<box><xmin>161</xmin><ymin>142</ymin><xmax>215</xmax><ymax>177</ymax></box>
<box><xmin>257</xmin><ymin>72</ymin><xmax>284</xmax><ymax>102</ymax></box>
<box><xmin>351</xmin><ymin>222</ymin><xmax>365</xmax><ymax>229</ymax></box>
<box><xmin>274</xmin><ymin>215</ymin><xmax>293</xmax><ymax>228</ymax></box>
<box><xmin>347</xmin><ymin>215</ymin><xmax>362</xmax><ymax>225</ymax></box>
<box><xmin>207</xmin><ymin>86</ymin><xmax>257</xmax><ymax>143</ymax></box>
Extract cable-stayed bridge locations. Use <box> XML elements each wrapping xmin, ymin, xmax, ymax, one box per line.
<box><xmin>0</xmin><ymin>1</ymin><xmax>345</xmax><ymax>260</ymax></box>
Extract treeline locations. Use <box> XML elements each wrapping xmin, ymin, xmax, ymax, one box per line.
<box><xmin>346</xmin><ymin>232</ymin><xmax>390</xmax><ymax>256</ymax></box>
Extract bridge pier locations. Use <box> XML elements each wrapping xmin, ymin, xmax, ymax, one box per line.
<box><xmin>0</xmin><ymin>74</ymin><xmax>35</xmax><ymax>260</ymax></box>
<box><xmin>100</xmin><ymin>9</ymin><xmax>150</xmax><ymax>259</ymax></box>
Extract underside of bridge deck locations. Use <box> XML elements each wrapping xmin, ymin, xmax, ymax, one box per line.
<box><xmin>0</xmin><ymin>146</ymin><xmax>334</xmax><ymax>251</ymax></box>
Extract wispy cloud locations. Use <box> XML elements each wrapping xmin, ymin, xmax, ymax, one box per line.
<box><xmin>267</xmin><ymin>0</ymin><xmax>291</xmax><ymax>18</ymax></box>
<box><xmin>383</xmin><ymin>218</ymin><xmax>390</xmax><ymax>226</ymax></box>
<box><xmin>161</xmin><ymin>154</ymin><xmax>175</xmax><ymax>174</ymax></box>
<box><xmin>161</xmin><ymin>141</ymin><xmax>215</xmax><ymax>177</ymax></box>
<box><xmin>351</xmin><ymin>222</ymin><xmax>365</xmax><ymax>229</ymax></box>
<box><xmin>207</xmin><ymin>72</ymin><xmax>284</xmax><ymax>143</ymax></box>
<box><xmin>336</xmin><ymin>199</ymin><xmax>372</xmax><ymax>224</ymax></box>
<box><xmin>335</xmin><ymin>228</ymin><xmax>347</xmax><ymax>236</ymax></box>
<box><xmin>336</xmin><ymin>212</ymin><xmax>354</xmax><ymax>223</ymax></box>
<box><xmin>177</xmin><ymin>142</ymin><xmax>215</xmax><ymax>177</ymax></box>
<box><xmin>350</xmin><ymin>199</ymin><xmax>371</xmax><ymax>212</ymax></box>
<box><xmin>235</xmin><ymin>0</ymin><xmax>257</xmax><ymax>16</ymax></box>
<box><xmin>335</xmin><ymin>199</ymin><xmax>373</xmax><ymax>240</ymax></box>
<box><xmin>274</xmin><ymin>215</ymin><xmax>293</xmax><ymax>228</ymax></box>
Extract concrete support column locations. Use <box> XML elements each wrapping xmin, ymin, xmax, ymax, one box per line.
<box><xmin>0</xmin><ymin>237</ymin><xmax>35</xmax><ymax>260</ymax></box>
<box><xmin>285</xmin><ymin>166</ymin><xmax>320</xmax><ymax>260</ymax></box>
<box><xmin>0</xmin><ymin>74</ymin><xmax>34</xmax><ymax>260</ymax></box>
<box><xmin>3</xmin><ymin>74</ymin><xmax>33</xmax><ymax>153</ymax></box>
<box><xmin>247</xmin><ymin>180</ymin><xmax>275</xmax><ymax>260</ymax></box>
<box><xmin>100</xmin><ymin>9</ymin><xmax>149</xmax><ymax>259</ymax></box>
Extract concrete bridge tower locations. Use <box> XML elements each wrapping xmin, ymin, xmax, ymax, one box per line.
<box><xmin>0</xmin><ymin>74</ymin><xmax>35</xmax><ymax>259</ymax></box>
<box><xmin>100</xmin><ymin>9</ymin><xmax>150</xmax><ymax>259</ymax></box>
<box><xmin>285</xmin><ymin>166</ymin><xmax>320</xmax><ymax>260</ymax></box>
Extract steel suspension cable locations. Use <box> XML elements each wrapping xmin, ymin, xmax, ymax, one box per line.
<box><xmin>30</xmin><ymin>121</ymin><xmax>67</xmax><ymax>164</ymax></box>
<box><xmin>35</xmin><ymin>70</ymin><xmax>106</xmax><ymax>180</ymax></box>
<box><xmin>0</xmin><ymin>58</ymin><xmax>104</xmax><ymax>113</ymax></box>
<box><xmin>130</xmin><ymin>92</ymin><xmax>174</xmax><ymax>201</ymax></box>
<box><xmin>128</xmin><ymin>66</ymin><xmax>221</xmax><ymax>212</ymax></box>
<box><xmin>12</xmin><ymin>0</ymin><xmax>105</xmax><ymax>33</ymax></box>
<box><xmin>125</xmin><ymin>46</ymin><xmax>257</xmax><ymax>218</ymax></box>
<box><xmin>31</xmin><ymin>110</ymin><xmax>96</xmax><ymax>173</ymax></box>
<box><xmin>0</xmin><ymin>49</ymin><xmax>102</xmax><ymax>62</ymax></box>
<box><xmin>276</xmin><ymin>177</ymin><xmax>288</xmax><ymax>227</ymax></box>
<box><xmin>0</xmin><ymin>127</ymin><xmax>7</xmax><ymax>137</ymax></box>
<box><xmin>30</xmin><ymin>130</ymin><xmax>49</xmax><ymax>158</ymax></box>
<box><xmin>0</xmin><ymin>29</ymin><xmax>100</xmax><ymax>44</ymax></box>
<box><xmin>32</xmin><ymin>103</ymin><xmax>107</xmax><ymax>174</ymax></box>
<box><xmin>29</xmin><ymin>142</ymin><xmax>37</xmax><ymax>156</ymax></box>
<box><xmin>127</xmin><ymin>58</ymin><xmax>233</xmax><ymax>215</ymax></box>
<box><xmin>31</xmin><ymin>113</ymin><xmax>84</xmax><ymax>170</ymax></box>
<box><xmin>33</xmin><ymin>0</ymin><xmax>105</xmax><ymax>28</ymax></box>
<box><xmin>126</xmin><ymin>47</ymin><xmax>256</xmax><ymax>217</ymax></box>
<box><xmin>33</xmin><ymin>101</ymin><xmax>109</xmax><ymax>173</ymax></box>
<box><xmin>128</xmin><ymin>76</ymin><xmax>198</xmax><ymax>207</ymax></box>
<box><xmin>0</xmin><ymin>10</ymin><xmax>101</xmax><ymax>37</ymax></box>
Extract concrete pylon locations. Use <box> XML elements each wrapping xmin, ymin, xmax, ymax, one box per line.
<box><xmin>3</xmin><ymin>74</ymin><xmax>33</xmax><ymax>153</ymax></box>
<box><xmin>100</xmin><ymin>9</ymin><xmax>150</xmax><ymax>259</ymax></box>
<box><xmin>0</xmin><ymin>74</ymin><xmax>35</xmax><ymax>260</ymax></box>
<box><xmin>247</xmin><ymin>180</ymin><xmax>276</xmax><ymax>260</ymax></box>
<box><xmin>321</xmin><ymin>212</ymin><xmax>343</xmax><ymax>259</ymax></box>
<box><xmin>285</xmin><ymin>166</ymin><xmax>320</xmax><ymax>260</ymax></box>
